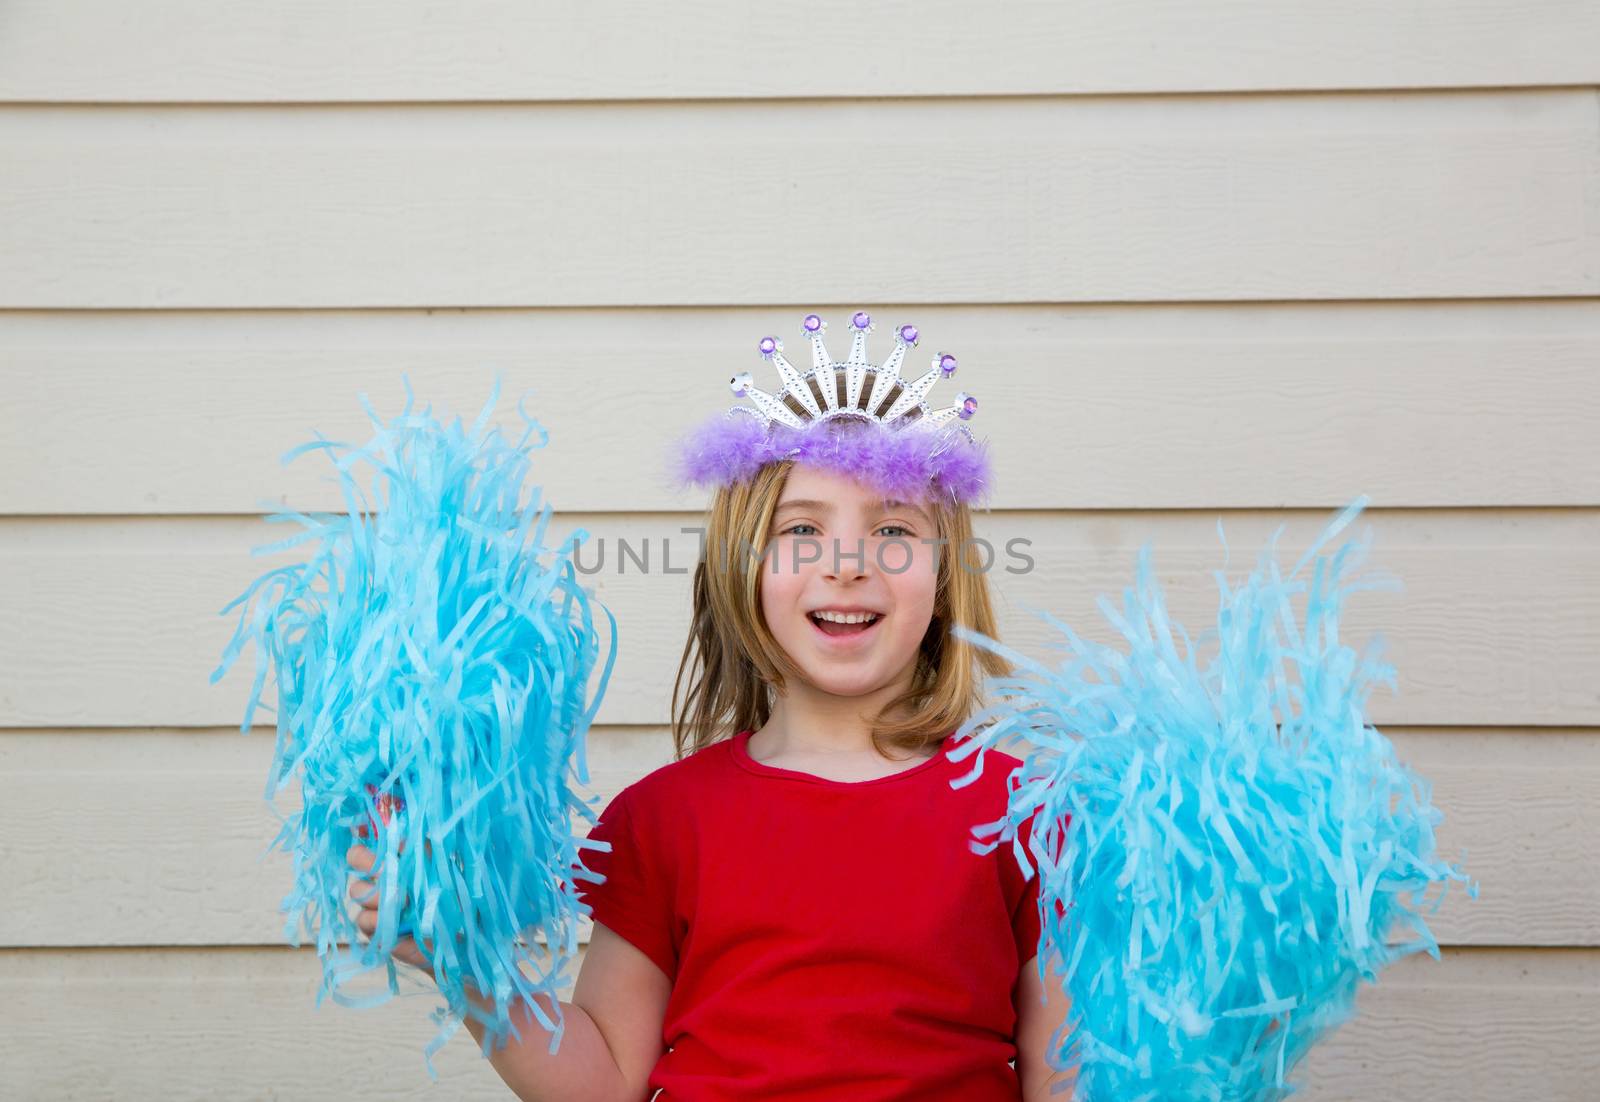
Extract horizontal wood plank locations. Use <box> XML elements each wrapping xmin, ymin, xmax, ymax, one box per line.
<box><xmin>0</xmin><ymin>945</ymin><xmax>1592</xmax><ymax>1099</ymax></box>
<box><xmin>1</xmin><ymin>91</ymin><xmax>1595</xmax><ymax>307</ymax></box>
<box><xmin>0</xmin><ymin>727</ymin><xmax>1589</xmax><ymax>948</ymax></box>
<box><xmin>5</xmin><ymin>302</ymin><xmax>1599</xmax><ymax>514</ymax></box>
<box><xmin>1</xmin><ymin>1</ymin><xmax>1597</xmax><ymax>103</ymax></box>
<box><xmin>1</xmin><ymin>509</ymin><xmax>1594</xmax><ymax>730</ymax></box>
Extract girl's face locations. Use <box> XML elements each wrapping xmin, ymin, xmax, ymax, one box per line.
<box><xmin>759</xmin><ymin>465</ymin><xmax>940</xmax><ymax>700</ymax></box>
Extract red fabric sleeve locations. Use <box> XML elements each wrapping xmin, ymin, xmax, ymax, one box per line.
<box><xmin>578</xmin><ymin>787</ymin><xmax>678</xmax><ymax>981</ymax></box>
<box><xmin>1010</xmin><ymin>811</ymin><xmax>1069</xmax><ymax>967</ymax></box>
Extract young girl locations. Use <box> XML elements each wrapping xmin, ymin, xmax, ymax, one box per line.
<box><xmin>349</xmin><ymin>313</ymin><xmax>1075</xmax><ymax>1099</ymax></box>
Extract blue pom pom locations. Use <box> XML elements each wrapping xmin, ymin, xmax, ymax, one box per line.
<box><xmin>948</xmin><ymin>496</ymin><xmax>1475</xmax><ymax>1100</ymax></box>
<box><xmin>210</xmin><ymin>376</ymin><xmax>617</xmax><ymax>1076</ymax></box>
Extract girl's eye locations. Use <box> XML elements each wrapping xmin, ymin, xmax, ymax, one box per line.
<box><xmin>878</xmin><ymin>525</ymin><xmax>912</xmax><ymax>538</ymax></box>
<box><xmin>783</xmin><ymin>523</ymin><xmax>818</xmax><ymax>536</ymax></box>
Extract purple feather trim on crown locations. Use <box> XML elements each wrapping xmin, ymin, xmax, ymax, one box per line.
<box><xmin>669</xmin><ymin>413</ymin><xmax>993</xmax><ymax>507</ymax></box>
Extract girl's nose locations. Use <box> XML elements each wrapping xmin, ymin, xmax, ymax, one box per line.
<box><xmin>822</xmin><ymin>533</ymin><xmax>876</xmax><ymax>580</ymax></box>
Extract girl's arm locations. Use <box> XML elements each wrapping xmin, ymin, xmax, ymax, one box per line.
<box><xmin>457</xmin><ymin>923</ymin><xmax>671</xmax><ymax>1102</ymax></box>
<box><xmin>350</xmin><ymin>845</ymin><xmax>669</xmax><ymax>1102</ymax></box>
<box><xmin>1014</xmin><ymin>953</ymin><xmax>1077</xmax><ymax>1100</ymax></box>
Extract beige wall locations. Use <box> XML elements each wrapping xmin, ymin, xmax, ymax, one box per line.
<box><xmin>3</xmin><ymin>2</ymin><xmax>1597</xmax><ymax>1098</ymax></box>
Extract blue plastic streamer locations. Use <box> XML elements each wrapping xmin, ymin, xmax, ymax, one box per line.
<box><xmin>210</xmin><ymin>377</ymin><xmax>617</xmax><ymax>1076</ymax></box>
<box><xmin>947</xmin><ymin>496</ymin><xmax>1476</xmax><ymax>1101</ymax></box>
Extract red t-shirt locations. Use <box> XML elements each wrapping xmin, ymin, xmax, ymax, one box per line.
<box><xmin>576</xmin><ymin>728</ymin><xmax>1049</xmax><ymax>1101</ymax></box>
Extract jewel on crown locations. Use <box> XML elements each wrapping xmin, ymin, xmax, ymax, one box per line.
<box><xmin>727</xmin><ymin>311</ymin><xmax>978</xmax><ymax>437</ymax></box>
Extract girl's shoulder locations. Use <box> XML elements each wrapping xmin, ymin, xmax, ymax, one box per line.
<box><xmin>944</xmin><ymin>732</ymin><xmax>1030</xmax><ymax>785</ymax></box>
<box><xmin>613</xmin><ymin>733</ymin><xmax>735</xmax><ymax>808</ymax></box>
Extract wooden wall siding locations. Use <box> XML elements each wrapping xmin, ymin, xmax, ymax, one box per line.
<box><xmin>0</xmin><ymin>1</ymin><xmax>1596</xmax><ymax>102</ymax></box>
<box><xmin>2</xmin><ymin>509</ymin><xmax>1595</xmax><ymax>730</ymax></box>
<box><xmin>4</xmin><ymin>303</ymin><xmax>1599</xmax><ymax>515</ymax></box>
<box><xmin>1</xmin><ymin>91</ymin><xmax>1596</xmax><ymax>309</ymax></box>
<box><xmin>1</xmin><ymin>947</ymin><xmax>1594</xmax><ymax>1101</ymax></box>
<box><xmin>2</xmin><ymin>3</ymin><xmax>1595</xmax><ymax>1096</ymax></box>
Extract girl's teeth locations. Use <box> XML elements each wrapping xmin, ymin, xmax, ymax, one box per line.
<box><xmin>811</xmin><ymin>611</ymin><xmax>879</xmax><ymax>638</ymax></box>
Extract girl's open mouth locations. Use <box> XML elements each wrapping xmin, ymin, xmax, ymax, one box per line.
<box><xmin>808</xmin><ymin>611</ymin><xmax>884</xmax><ymax>642</ymax></box>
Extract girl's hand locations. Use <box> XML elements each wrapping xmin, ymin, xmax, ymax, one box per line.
<box><xmin>346</xmin><ymin>842</ymin><xmax>435</xmax><ymax>975</ymax></box>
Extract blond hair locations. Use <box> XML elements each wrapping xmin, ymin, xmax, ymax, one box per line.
<box><xmin>669</xmin><ymin>460</ymin><xmax>1011</xmax><ymax>762</ymax></box>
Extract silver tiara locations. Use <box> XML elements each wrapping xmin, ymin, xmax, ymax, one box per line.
<box><xmin>727</xmin><ymin>310</ymin><xmax>978</xmax><ymax>438</ymax></box>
